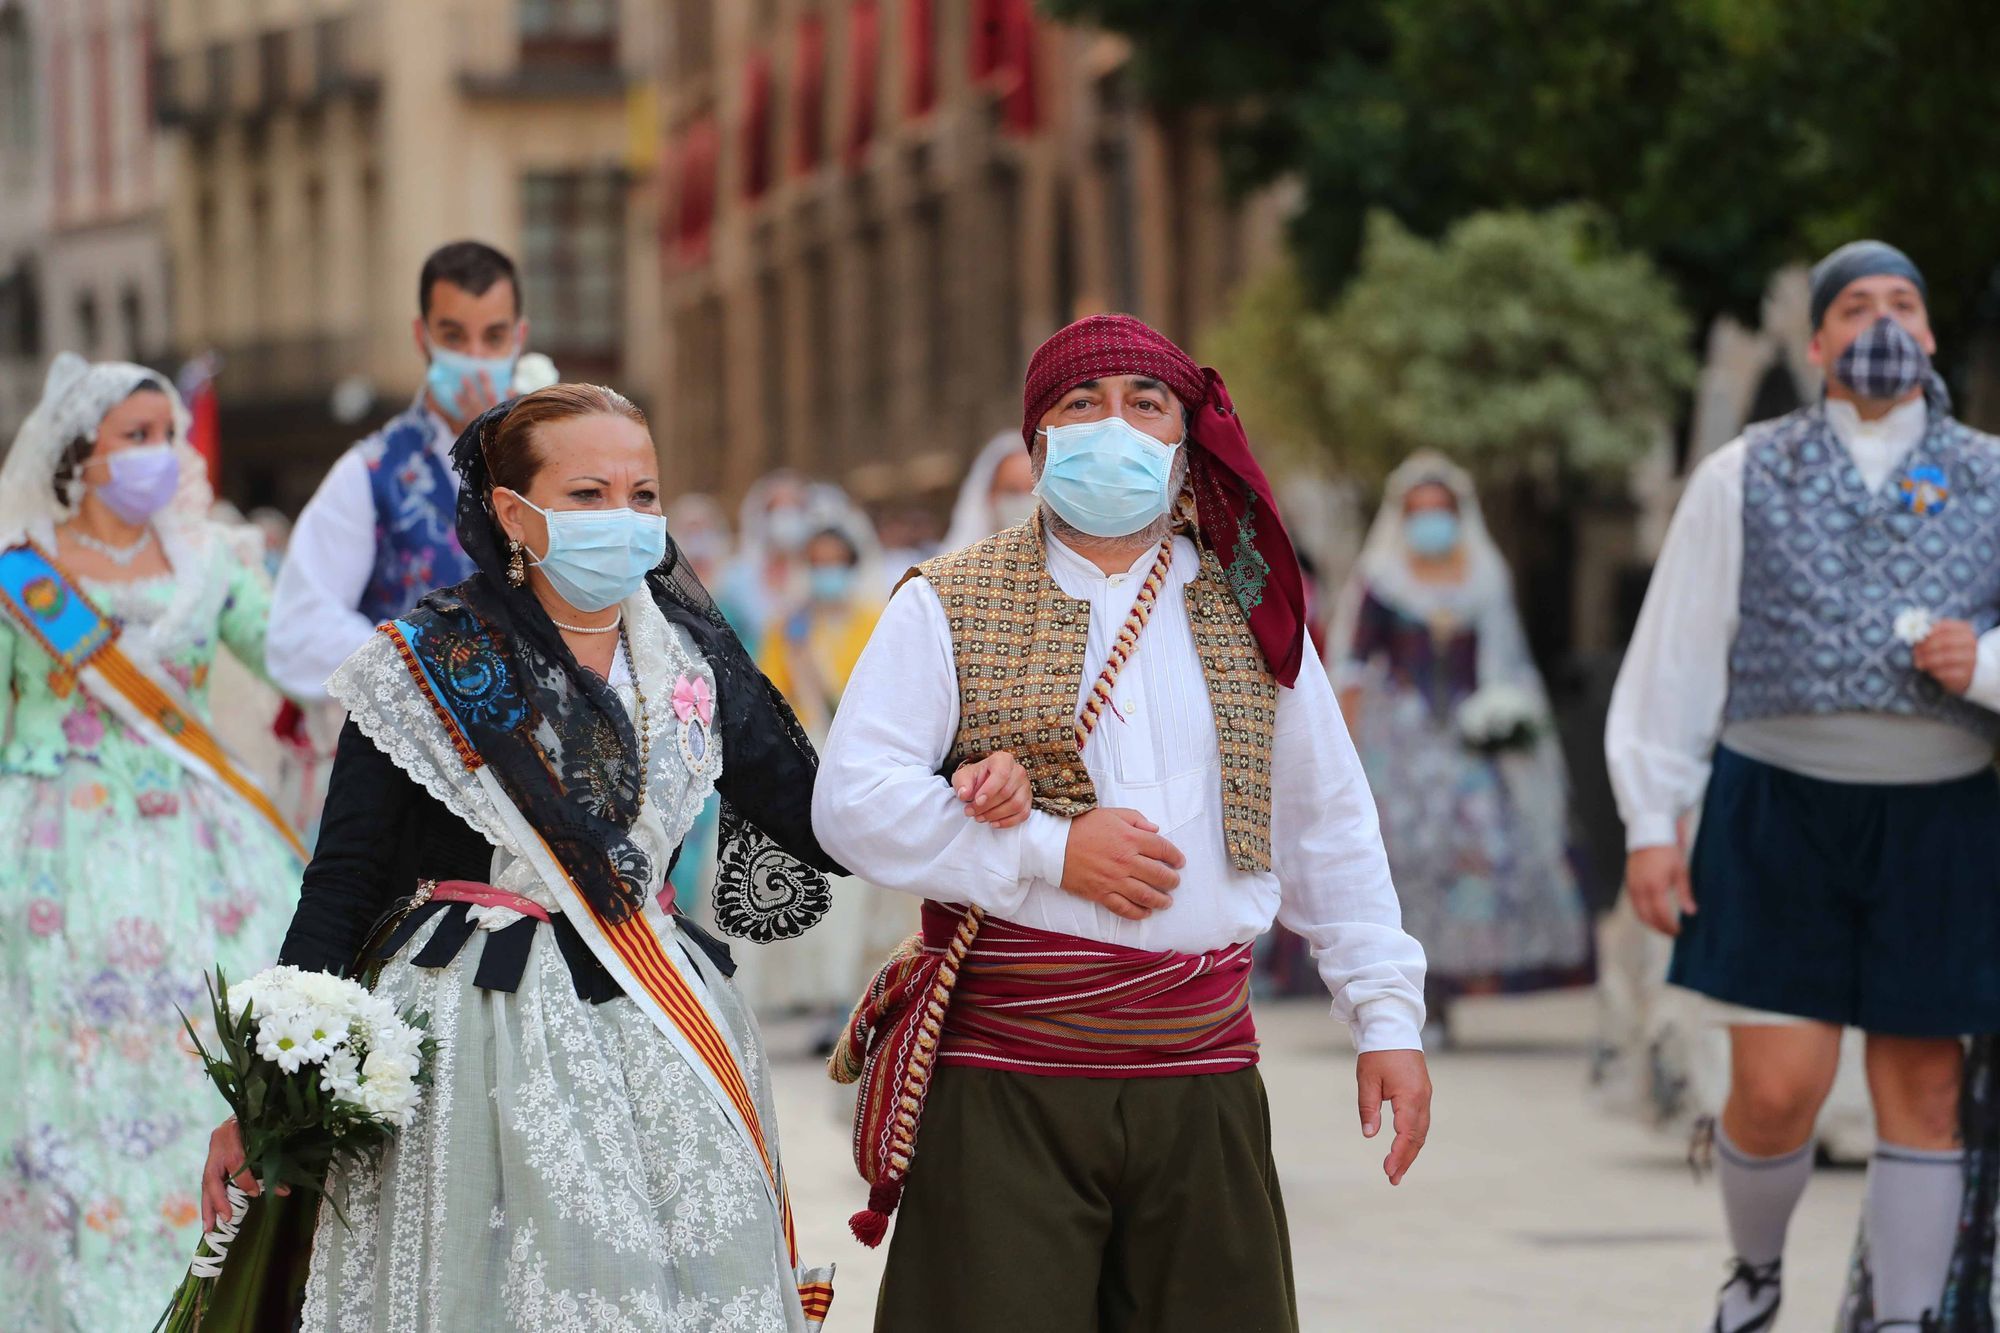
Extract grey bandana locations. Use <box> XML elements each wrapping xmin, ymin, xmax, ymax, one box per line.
<box><xmin>1810</xmin><ymin>240</ymin><xmax>1927</xmax><ymax>329</ymax></box>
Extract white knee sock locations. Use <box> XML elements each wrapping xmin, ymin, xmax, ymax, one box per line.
<box><xmin>1866</xmin><ymin>1141</ymin><xmax>1965</xmax><ymax>1324</ymax></box>
<box><xmin>1715</xmin><ymin>1124</ymin><xmax>1813</xmax><ymax>1325</ymax></box>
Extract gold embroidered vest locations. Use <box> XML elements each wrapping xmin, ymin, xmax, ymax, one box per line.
<box><xmin>914</xmin><ymin>521</ymin><xmax>1277</xmax><ymax>873</ymax></box>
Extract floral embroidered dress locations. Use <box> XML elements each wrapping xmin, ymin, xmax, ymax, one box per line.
<box><xmin>1330</xmin><ymin>453</ymin><xmax>1591</xmax><ymax>1000</ymax></box>
<box><xmin>0</xmin><ymin>531</ymin><xmax>301</xmax><ymax>1330</ymax></box>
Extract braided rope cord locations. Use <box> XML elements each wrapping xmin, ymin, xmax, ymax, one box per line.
<box><xmin>869</xmin><ymin>535</ymin><xmax>1176</xmax><ymax>1212</ymax></box>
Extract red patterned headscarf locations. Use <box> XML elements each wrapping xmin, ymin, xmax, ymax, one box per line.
<box><xmin>1022</xmin><ymin>313</ymin><xmax>1308</xmax><ymax>688</ymax></box>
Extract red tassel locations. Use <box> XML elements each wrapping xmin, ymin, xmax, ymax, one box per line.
<box><xmin>849</xmin><ymin>1178</ymin><xmax>903</xmax><ymax>1247</ymax></box>
<box><xmin>848</xmin><ymin>1207</ymin><xmax>890</xmax><ymax>1247</ymax></box>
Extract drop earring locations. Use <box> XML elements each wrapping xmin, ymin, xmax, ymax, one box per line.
<box><xmin>507</xmin><ymin>540</ymin><xmax>527</xmax><ymax>587</ymax></box>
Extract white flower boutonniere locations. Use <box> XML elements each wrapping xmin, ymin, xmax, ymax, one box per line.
<box><xmin>511</xmin><ymin>352</ymin><xmax>560</xmax><ymax>395</ymax></box>
<box><xmin>1894</xmin><ymin>607</ymin><xmax>1937</xmax><ymax>647</ymax></box>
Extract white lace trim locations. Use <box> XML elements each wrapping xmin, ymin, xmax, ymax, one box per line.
<box><xmin>325</xmin><ymin>630</ymin><xmax>511</xmax><ymax>851</ymax></box>
<box><xmin>325</xmin><ymin>593</ymin><xmax>724</xmax><ymax>898</ymax></box>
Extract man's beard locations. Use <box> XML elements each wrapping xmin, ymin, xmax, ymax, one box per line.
<box><xmin>1032</xmin><ymin>440</ymin><xmax>1189</xmax><ymax>551</ymax></box>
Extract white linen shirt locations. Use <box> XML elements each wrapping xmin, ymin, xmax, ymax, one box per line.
<box><xmin>265</xmin><ymin>398</ymin><xmax>455</xmax><ymax>699</ymax></box>
<box><xmin>1607</xmin><ymin>396</ymin><xmax>2000</xmax><ymax>851</ymax></box>
<box><xmin>811</xmin><ymin>529</ymin><xmax>1429</xmax><ymax>1053</ymax></box>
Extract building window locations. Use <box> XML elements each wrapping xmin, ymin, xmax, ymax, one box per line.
<box><xmin>520</xmin><ymin>0</ymin><xmax>616</xmax><ymax>64</ymax></box>
<box><xmin>672</xmin><ymin>0</ymin><xmax>714</xmax><ymax>79</ymax></box>
<box><xmin>76</xmin><ymin>291</ymin><xmax>100</xmax><ymax>356</ymax></box>
<box><xmin>0</xmin><ymin>261</ymin><xmax>42</xmax><ymax>359</ymax></box>
<box><xmin>522</xmin><ymin>170</ymin><xmax>625</xmax><ymax>373</ymax></box>
<box><xmin>120</xmin><ymin>286</ymin><xmax>144</xmax><ymax>360</ymax></box>
<box><xmin>0</xmin><ymin>11</ymin><xmax>31</xmax><ymax>153</ymax></box>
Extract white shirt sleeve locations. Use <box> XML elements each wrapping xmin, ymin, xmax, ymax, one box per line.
<box><xmin>1605</xmin><ymin>440</ymin><xmax>1746</xmax><ymax>851</ymax></box>
<box><xmin>1270</xmin><ymin>643</ymin><xmax>1429</xmax><ymax>1052</ymax></box>
<box><xmin>265</xmin><ymin>450</ymin><xmax>382</xmax><ymax>700</ymax></box>
<box><xmin>811</xmin><ymin>576</ymin><xmax>1073</xmax><ymax>912</ymax></box>
<box><xmin>1964</xmin><ymin>631</ymin><xmax>2000</xmax><ymax>713</ymax></box>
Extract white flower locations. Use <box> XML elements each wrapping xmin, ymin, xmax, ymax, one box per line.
<box><xmin>368</xmin><ymin>1021</ymin><xmax>423</xmax><ymax>1064</ymax></box>
<box><xmin>297</xmin><ymin>1005</ymin><xmax>350</xmax><ymax>1058</ymax></box>
<box><xmin>511</xmin><ymin>352</ymin><xmax>559</xmax><ymax>395</ymax></box>
<box><xmin>1456</xmin><ymin>683</ymin><xmax>1543</xmax><ymax>746</ymax></box>
<box><xmin>255</xmin><ymin>1012</ymin><xmax>321</xmax><ymax>1074</ymax></box>
<box><xmin>357</xmin><ymin>1057</ymin><xmax>421</xmax><ymax>1125</ymax></box>
<box><xmin>350</xmin><ymin>991</ymin><xmax>399</xmax><ymax>1038</ymax></box>
<box><xmin>361</xmin><ymin>1048</ymin><xmax>416</xmax><ymax>1085</ymax></box>
<box><xmin>287</xmin><ymin>970</ymin><xmax>363</xmax><ymax>1019</ymax></box>
<box><xmin>319</xmin><ymin>1045</ymin><xmax>362</xmax><ymax>1101</ymax></box>
<box><xmin>1894</xmin><ymin>607</ymin><xmax>1937</xmax><ymax>646</ymax></box>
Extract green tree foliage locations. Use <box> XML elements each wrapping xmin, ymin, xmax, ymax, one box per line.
<box><xmin>1045</xmin><ymin>0</ymin><xmax>2000</xmax><ymax>359</ymax></box>
<box><xmin>1305</xmin><ymin>209</ymin><xmax>1696</xmax><ymax>483</ymax></box>
<box><xmin>1202</xmin><ymin>210</ymin><xmax>1694</xmax><ymax>483</ymax></box>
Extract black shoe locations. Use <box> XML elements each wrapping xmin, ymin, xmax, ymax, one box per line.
<box><xmin>1871</xmin><ymin>1315</ymin><xmax>1942</xmax><ymax>1333</ymax></box>
<box><xmin>1710</xmin><ymin>1258</ymin><xmax>1782</xmax><ymax>1333</ymax></box>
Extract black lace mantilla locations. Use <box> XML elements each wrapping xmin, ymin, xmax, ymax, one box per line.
<box><xmin>712</xmin><ymin>800</ymin><xmax>833</xmax><ymax>941</ymax></box>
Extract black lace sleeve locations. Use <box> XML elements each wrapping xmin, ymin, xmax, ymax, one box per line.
<box><xmin>652</xmin><ymin>564</ymin><xmax>844</xmax><ymax>942</ymax></box>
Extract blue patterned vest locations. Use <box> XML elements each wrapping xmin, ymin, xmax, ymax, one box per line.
<box><xmin>356</xmin><ymin>405</ymin><xmax>476</xmax><ymax>624</ymax></box>
<box><xmin>1724</xmin><ymin>401</ymin><xmax>2000</xmax><ymax>742</ymax></box>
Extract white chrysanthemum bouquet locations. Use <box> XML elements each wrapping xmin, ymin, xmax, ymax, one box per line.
<box><xmin>154</xmin><ymin>966</ymin><xmax>435</xmax><ymax>1332</ymax></box>
<box><xmin>1455</xmin><ymin>682</ymin><xmax>1547</xmax><ymax>754</ymax></box>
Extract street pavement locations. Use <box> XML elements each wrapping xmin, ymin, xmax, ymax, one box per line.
<box><xmin>771</xmin><ymin>989</ymin><xmax>1865</xmax><ymax>1332</ymax></box>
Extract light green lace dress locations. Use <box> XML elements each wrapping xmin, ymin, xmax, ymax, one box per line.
<box><xmin>0</xmin><ymin>530</ymin><xmax>303</xmax><ymax>1331</ymax></box>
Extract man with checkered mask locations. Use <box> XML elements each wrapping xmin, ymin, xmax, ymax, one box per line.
<box><xmin>1608</xmin><ymin>240</ymin><xmax>2000</xmax><ymax>1332</ymax></box>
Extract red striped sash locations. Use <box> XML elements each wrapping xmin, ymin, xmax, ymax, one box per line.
<box><xmin>922</xmin><ymin>900</ymin><xmax>1259</xmax><ymax>1077</ymax></box>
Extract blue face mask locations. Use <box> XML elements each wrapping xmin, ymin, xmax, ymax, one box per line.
<box><xmin>1033</xmin><ymin>417</ymin><xmax>1182</xmax><ymax>538</ymax></box>
<box><xmin>509</xmin><ymin>492</ymin><xmax>668</xmax><ymax>613</ymax></box>
<box><xmin>427</xmin><ymin>338</ymin><xmax>520</xmax><ymax>420</ymax></box>
<box><xmin>808</xmin><ymin>565</ymin><xmax>857</xmax><ymax>604</ymax></box>
<box><xmin>1405</xmin><ymin>509</ymin><xmax>1461</xmax><ymax>557</ymax></box>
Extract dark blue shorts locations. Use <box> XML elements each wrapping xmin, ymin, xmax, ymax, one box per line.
<box><xmin>1670</xmin><ymin>746</ymin><xmax>2000</xmax><ymax>1036</ymax></box>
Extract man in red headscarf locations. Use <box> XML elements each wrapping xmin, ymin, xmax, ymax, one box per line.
<box><xmin>814</xmin><ymin>314</ymin><xmax>1431</xmax><ymax>1330</ymax></box>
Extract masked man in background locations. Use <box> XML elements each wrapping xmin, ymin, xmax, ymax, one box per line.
<box><xmin>1609</xmin><ymin>241</ymin><xmax>2000</xmax><ymax>1332</ymax></box>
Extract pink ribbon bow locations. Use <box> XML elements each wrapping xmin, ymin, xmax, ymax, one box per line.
<box><xmin>672</xmin><ymin>673</ymin><xmax>713</xmax><ymax>727</ymax></box>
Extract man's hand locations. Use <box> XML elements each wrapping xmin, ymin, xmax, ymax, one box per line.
<box><xmin>1059</xmin><ymin>807</ymin><xmax>1185</xmax><ymax>921</ymax></box>
<box><xmin>1914</xmin><ymin>618</ymin><xmax>1979</xmax><ymax>694</ymax></box>
<box><xmin>1358</xmin><ymin>1049</ymin><xmax>1431</xmax><ymax>1186</ymax></box>
<box><xmin>952</xmin><ymin>751</ymin><xmax>1033</xmax><ymax>828</ymax></box>
<box><xmin>1626</xmin><ymin>844</ymin><xmax>1694</xmax><ymax>936</ymax></box>
<box><xmin>440</xmin><ymin>368</ymin><xmax>504</xmax><ymax>432</ymax></box>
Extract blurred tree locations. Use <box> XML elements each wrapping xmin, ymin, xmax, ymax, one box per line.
<box><xmin>1044</xmin><ymin>0</ymin><xmax>2000</xmax><ymax>365</ymax></box>
<box><xmin>1306</xmin><ymin>208</ymin><xmax>1696</xmax><ymax>485</ymax></box>
<box><xmin>1194</xmin><ymin>252</ymin><xmax>1341</xmax><ymax>472</ymax></box>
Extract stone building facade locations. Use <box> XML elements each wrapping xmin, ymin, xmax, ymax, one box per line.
<box><xmin>152</xmin><ymin>0</ymin><xmax>637</xmax><ymax>509</ymax></box>
<box><xmin>646</xmin><ymin>0</ymin><xmax>1290</xmax><ymax>509</ymax></box>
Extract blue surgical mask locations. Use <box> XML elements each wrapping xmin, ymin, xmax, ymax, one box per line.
<box><xmin>508</xmin><ymin>492</ymin><xmax>668</xmax><ymax>613</ymax></box>
<box><xmin>1033</xmin><ymin>417</ymin><xmax>1181</xmax><ymax>538</ymax></box>
<box><xmin>1405</xmin><ymin>510</ymin><xmax>1461</xmax><ymax>557</ymax></box>
<box><xmin>427</xmin><ymin>338</ymin><xmax>520</xmax><ymax>421</ymax></box>
<box><xmin>808</xmin><ymin>565</ymin><xmax>857</xmax><ymax>604</ymax></box>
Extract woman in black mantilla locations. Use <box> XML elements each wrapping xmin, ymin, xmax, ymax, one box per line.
<box><xmin>196</xmin><ymin>383</ymin><xmax>862</xmax><ymax>1330</ymax></box>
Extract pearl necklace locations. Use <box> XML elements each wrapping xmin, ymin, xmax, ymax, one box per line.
<box><xmin>551</xmin><ymin>611</ymin><xmax>622</xmax><ymax>635</ymax></box>
<box><xmin>617</xmin><ymin>619</ymin><xmax>652</xmax><ymax>814</ymax></box>
<box><xmin>72</xmin><ymin>528</ymin><xmax>155</xmax><ymax>566</ymax></box>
